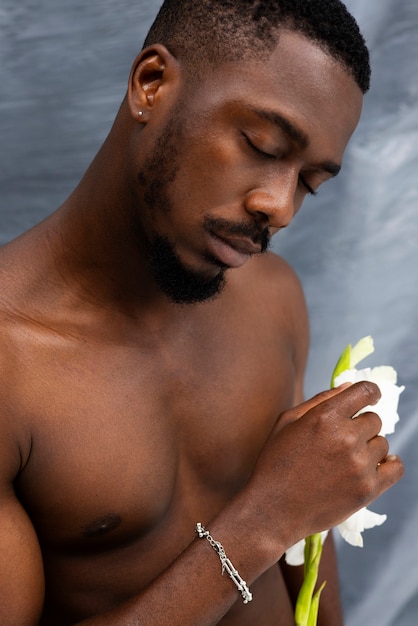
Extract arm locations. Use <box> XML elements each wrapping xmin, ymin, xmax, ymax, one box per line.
<box><xmin>0</xmin><ymin>420</ymin><xmax>45</xmax><ymax>624</ymax></box>
<box><xmin>0</xmin><ymin>494</ymin><xmax>45</xmax><ymax>625</ymax></box>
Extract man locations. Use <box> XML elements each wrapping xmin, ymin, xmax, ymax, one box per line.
<box><xmin>0</xmin><ymin>0</ymin><xmax>404</xmax><ymax>624</ymax></box>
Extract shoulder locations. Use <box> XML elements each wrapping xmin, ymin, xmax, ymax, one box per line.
<box><xmin>240</xmin><ymin>249</ymin><xmax>303</xmax><ymax>287</ymax></box>
<box><xmin>263</xmin><ymin>251</ymin><xmax>304</xmax><ymax>291</ymax></box>
<box><xmin>232</xmin><ymin>250</ymin><xmax>308</xmax><ymax>319</ymax></box>
<box><xmin>227</xmin><ymin>251</ymin><xmax>309</xmax><ymax>401</ymax></box>
<box><xmin>251</xmin><ymin>249</ymin><xmax>308</xmax><ymax>336</ymax></box>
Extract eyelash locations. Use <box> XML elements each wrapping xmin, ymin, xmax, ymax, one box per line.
<box><xmin>299</xmin><ymin>176</ymin><xmax>317</xmax><ymax>197</ymax></box>
<box><xmin>242</xmin><ymin>134</ymin><xmax>318</xmax><ymax>197</ymax></box>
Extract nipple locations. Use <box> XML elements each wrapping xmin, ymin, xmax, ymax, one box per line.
<box><xmin>82</xmin><ymin>513</ymin><xmax>122</xmax><ymax>538</ymax></box>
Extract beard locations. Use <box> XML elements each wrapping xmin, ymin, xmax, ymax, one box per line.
<box><xmin>136</xmin><ymin>109</ymin><xmax>229</xmax><ymax>305</ymax></box>
<box><xmin>148</xmin><ymin>234</ymin><xmax>227</xmax><ymax>305</ymax></box>
<box><xmin>136</xmin><ymin>107</ymin><xmax>269</xmax><ymax>305</ymax></box>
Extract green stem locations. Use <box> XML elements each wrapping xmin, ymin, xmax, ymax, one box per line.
<box><xmin>307</xmin><ymin>581</ymin><xmax>327</xmax><ymax>626</ymax></box>
<box><xmin>294</xmin><ymin>534</ymin><xmax>325</xmax><ymax>626</ymax></box>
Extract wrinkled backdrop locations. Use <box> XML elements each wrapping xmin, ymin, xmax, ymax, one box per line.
<box><xmin>1</xmin><ymin>1</ymin><xmax>417</xmax><ymax>624</ymax></box>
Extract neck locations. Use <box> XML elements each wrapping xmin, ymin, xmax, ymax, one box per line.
<box><xmin>41</xmin><ymin>106</ymin><xmax>167</xmax><ymax>313</ymax></box>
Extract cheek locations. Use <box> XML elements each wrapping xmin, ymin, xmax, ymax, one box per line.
<box><xmin>176</xmin><ymin>134</ymin><xmax>251</xmax><ymax>206</ymax></box>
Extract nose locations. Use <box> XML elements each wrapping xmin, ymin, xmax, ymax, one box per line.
<box><xmin>244</xmin><ymin>173</ymin><xmax>298</xmax><ymax>229</ymax></box>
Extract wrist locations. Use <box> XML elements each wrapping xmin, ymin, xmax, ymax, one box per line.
<box><xmin>206</xmin><ymin>488</ymin><xmax>288</xmax><ymax>586</ymax></box>
<box><xmin>195</xmin><ymin>523</ymin><xmax>253</xmax><ymax>604</ymax></box>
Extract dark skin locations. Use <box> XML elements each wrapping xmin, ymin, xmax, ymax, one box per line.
<box><xmin>0</xmin><ymin>31</ymin><xmax>403</xmax><ymax>625</ymax></box>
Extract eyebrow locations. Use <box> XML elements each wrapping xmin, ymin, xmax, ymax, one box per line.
<box><xmin>248</xmin><ymin>106</ymin><xmax>342</xmax><ymax>177</ymax></box>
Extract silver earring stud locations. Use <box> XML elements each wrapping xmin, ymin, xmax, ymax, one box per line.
<box><xmin>138</xmin><ymin>111</ymin><xmax>143</xmax><ymax>117</ymax></box>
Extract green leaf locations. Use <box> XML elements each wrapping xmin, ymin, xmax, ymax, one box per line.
<box><xmin>307</xmin><ymin>581</ymin><xmax>327</xmax><ymax>626</ymax></box>
<box><xmin>330</xmin><ymin>343</ymin><xmax>351</xmax><ymax>388</ymax></box>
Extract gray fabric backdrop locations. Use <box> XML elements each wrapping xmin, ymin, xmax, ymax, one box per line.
<box><xmin>1</xmin><ymin>2</ymin><xmax>417</xmax><ymax>624</ymax></box>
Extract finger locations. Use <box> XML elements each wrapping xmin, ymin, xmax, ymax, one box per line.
<box><xmin>285</xmin><ymin>383</ymin><xmax>354</xmax><ymax>421</ymax></box>
<box><xmin>280</xmin><ymin>381</ymin><xmax>381</xmax><ymax>429</ymax></box>
<box><xmin>308</xmin><ymin>381</ymin><xmax>381</xmax><ymax>422</ymax></box>
<box><xmin>376</xmin><ymin>454</ymin><xmax>405</xmax><ymax>490</ymax></box>
<box><xmin>352</xmin><ymin>411</ymin><xmax>383</xmax><ymax>440</ymax></box>
<box><xmin>369</xmin><ymin>434</ymin><xmax>390</xmax><ymax>463</ymax></box>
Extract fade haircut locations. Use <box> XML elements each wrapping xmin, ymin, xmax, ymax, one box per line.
<box><xmin>143</xmin><ymin>0</ymin><xmax>370</xmax><ymax>93</ymax></box>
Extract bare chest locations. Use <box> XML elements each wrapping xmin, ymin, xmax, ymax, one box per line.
<box><xmin>15</xmin><ymin>320</ymin><xmax>295</xmax><ymax>546</ymax></box>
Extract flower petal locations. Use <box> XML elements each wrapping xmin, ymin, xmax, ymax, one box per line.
<box><xmin>334</xmin><ymin>366</ymin><xmax>404</xmax><ymax>435</ymax></box>
<box><xmin>349</xmin><ymin>336</ymin><xmax>375</xmax><ymax>368</ymax></box>
<box><xmin>285</xmin><ymin>531</ymin><xmax>329</xmax><ymax>566</ymax></box>
<box><xmin>370</xmin><ymin>365</ymin><xmax>398</xmax><ymax>385</ymax></box>
<box><xmin>337</xmin><ymin>508</ymin><xmax>387</xmax><ymax>547</ymax></box>
<box><xmin>284</xmin><ymin>539</ymin><xmax>306</xmax><ymax>566</ymax></box>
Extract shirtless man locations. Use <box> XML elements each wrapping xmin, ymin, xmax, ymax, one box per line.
<box><xmin>0</xmin><ymin>1</ymin><xmax>404</xmax><ymax>624</ymax></box>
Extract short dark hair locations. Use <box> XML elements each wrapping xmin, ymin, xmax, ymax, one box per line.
<box><xmin>144</xmin><ymin>0</ymin><xmax>370</xmax><ymax>93</ymax></box>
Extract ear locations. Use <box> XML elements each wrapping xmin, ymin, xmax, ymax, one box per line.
<box><xmin>127</xmin><ymin>44</ymin><xmax>180</xmax><ymax>122</ymax></box>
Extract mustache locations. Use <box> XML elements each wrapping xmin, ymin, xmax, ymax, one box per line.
<box><xmin>203</xmin><ymin>216</ymin><xmax>271</xmax><ymax>252</ymax></box>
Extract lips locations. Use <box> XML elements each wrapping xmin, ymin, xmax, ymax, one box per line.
<box><xmin>218</xmin><ymin>234</ymin><xmax>262</xmax><ymax>256</ymax></box>
<box><xmin>206</xmin><ymin>231</ymin><xmax>262</xmax><ymax>268</ymax></box>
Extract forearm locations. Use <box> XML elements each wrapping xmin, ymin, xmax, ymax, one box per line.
<box><xmin>75</xmin><ymin>497</ymin><xmax>283</xmax><ymax>625</ymax></box>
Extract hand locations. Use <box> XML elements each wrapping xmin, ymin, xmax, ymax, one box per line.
<box><xmin>245</xmin><ymin>382</ymin><xmax>404</xmax><ymax>553</ymax></box>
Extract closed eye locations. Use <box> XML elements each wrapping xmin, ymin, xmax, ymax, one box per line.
<box><xmin>243</xmin><ymin>133</ymin><xmax>318</xmax><ymax>197</ymax></box>
<box><xmin>242</xmin><ymin>133</ymin><xmax>276</xmax><ymax>160</ymax></box>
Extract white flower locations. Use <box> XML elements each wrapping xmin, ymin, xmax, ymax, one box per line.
<box><xmin>285</xmin><ymin>508</ymin><xmax>388</xmax><ymax>565</ymax></box>
<box><xmin>285</xmin><ymin>336</ymin><xmax>404</xmax><ymax>566</ymax></box>
<box><xmin>336</xmin><ymin>507</ymin><xmax>386</xmax><ymax>547</ymax></box>
<box><xmin>334</xmin><ymin>365</ymin><xmax>404</xmax><ymax>436</ymax></box>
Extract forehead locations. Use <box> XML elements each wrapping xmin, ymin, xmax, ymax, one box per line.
<box><xmin>183</xmin><ymin>30</ymin><xmax>363</xmax><ymax>161</ymax></box>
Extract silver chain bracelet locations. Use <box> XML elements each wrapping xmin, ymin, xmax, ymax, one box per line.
<box><xmin>195</xmin><ymin>522</ymin><xmax>253</xmax><ymax>604</ymax></box>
